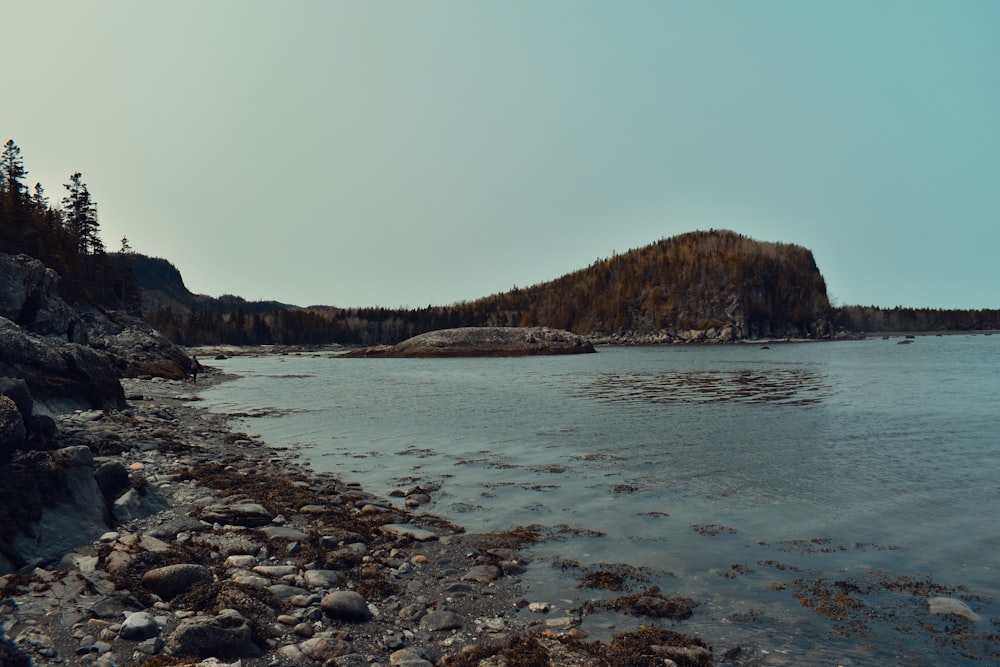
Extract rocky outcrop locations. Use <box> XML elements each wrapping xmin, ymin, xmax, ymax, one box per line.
<box><xmin>0</xmin><ymin>252</ymin><xmax>194</xmax><ymax>414</ymax></box>
<box><xmin>75</xmin><ymin>305</ymin><xmax>192</xmax><ymax>379</ymax></box>
<box><xmin>346</xmin><ymin>327</ymin><xmax>596</xmax><ymax>358</ymax></box>
<box><xmin>0</xmin><ymin>253</ymin><xmax>84</xmax><ymax>342</ymax></box>
<box><xmin>0</xmin><ymin>317</ymin><xmax>125</xmax><ymax>412</ymax></box>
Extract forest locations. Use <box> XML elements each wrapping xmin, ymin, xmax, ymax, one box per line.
<box><xmin>5</xmin><ymin>138</ymin><xmax>999</xmax><ymax>347</ymax></box>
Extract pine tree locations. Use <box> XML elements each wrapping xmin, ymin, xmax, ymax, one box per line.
<box><xmin>62</xmin><ymin>172</ymin><xmax>103</xmax><ymax>256</ymax></box>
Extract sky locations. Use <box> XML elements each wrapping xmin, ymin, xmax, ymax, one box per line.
<box><xmin>5</xmin><ymin>1</ymin><xmax>999</xmax><ymax>310</ymax></box>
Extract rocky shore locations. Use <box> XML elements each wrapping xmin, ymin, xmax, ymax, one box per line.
<box><xmin>0</xmin><ymin>369</ymin><xmax>717</xmax><ymax>667</ymax></box>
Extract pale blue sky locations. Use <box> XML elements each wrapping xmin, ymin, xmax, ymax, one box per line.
<box><xmin>6</xmin><ymin>1</ymin><xmax>999</xmax><ymax>309</ymax></box>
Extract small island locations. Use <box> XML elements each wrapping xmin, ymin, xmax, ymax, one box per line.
<box><xmin>344</xmin><ymin>326</ymin><xmax>596</xmax><ymax>358</ymax></box>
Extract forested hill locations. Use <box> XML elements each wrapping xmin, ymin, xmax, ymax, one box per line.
<box><xmin>462</xmin><ymin>230</ymin><xmax>833</xmax><ymax>341</ymax></box>
<box><xmin>143</xmin><ymin>230</ymin><xmax>837</xmax><ymax>345</ymax></box>
<box><xmin>117</xmin><ymin>254</ymin><xmax>290</xmax><ymax>315</ymax></box>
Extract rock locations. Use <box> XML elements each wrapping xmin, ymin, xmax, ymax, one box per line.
<box><xmin>321</xmin><ymin>590</ymin><xmax>373</xmax><ymax>622</ymax></box>
<box><xmin>5</xmin><ymin>445</ymin><xmax>108</xmax><ymax>571</ymax></box>
<box><xmin>112</xmin><ymin>484</ymin><xmax>171</xmax><ymax>523</ymax></box>
<box><xmin>928</xmin><ymin>596</ymin><xmax>981</xmax><ymax>621</ymax></box>
<box><xmin>75</xmin><ymin>305</ymin><xmax>193</xmax><ymax>379</ymax></box>
<box><xmin>0</xmin><ymin>316</ymin><xmax>125</xmax><ymax>412</ymax></box>
<box><xmin>142</xmin><ymin>563</ymin><xmax>212</xmax><ymax>601</ymax></box>
<box><xmin>419</xmin><ymin>609</ymin><xmax>463</xmax><ymax>631</ymax></box>
<box><xmin>0</xmin><ymin>253</ymin><xmax>82</xmax><ymax>340</ymax></box>
<box><xmin>0</xmin><ymin>376</ymin><xmax>33</xmax><ymax>424</ymax></box>
<box><xmin>304</xmin><ymin>569</ymin><xmax>341</xmax><ymax>589</ymax></box>
<box><xmin>199</xmin><ymin>502</ymin><xmax>272</xmax><ymax>527</ymax></box>
<box><xmin>390</xmin><ymin>647</ymin><xmax>434</xmax><ymax>666</ymax></box>
<box><xmin>258</xmin><ymin>525</ymin><xmax>308</xmax><ymax>540</ymax></box>
<box><xmin>380</xmin><ymin>523</ymin><xmax>439</xmax><ymax>541</ymax></box>
<box><xmin>461</xmin><ymin>564</ymin><xmax>501</xmax><ymax>583</ymax></box>
<box><xmin>345</xmin><ymin>327</ymin><xmax>597</xmax><ymax>358</ymax></box>
<box><xmin>0</xmin><ymin>394</ymin><xmax>26</xmax><ymax>463</ymax></box>
<box><xmin>298</xmin><ymin>636</ymin><xmax>353</xmax><ymax>660</ymax></box>
<box><xmin>119</xmin><ymin>611</ymin><xmax>160</xmax><ymax>640</ymax></box>
<box><xmin>93</xmin><ymin>461</ymin><xmax>130</xmax><ymax>498</ymax></box>
<box><xmin>165</xmin><ymin>609</ymin><xmax>263</xmax><ymax>659</ymax></box>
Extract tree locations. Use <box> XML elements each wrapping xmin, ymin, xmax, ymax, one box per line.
<box><xmin>1</xmin><ymin>139</ymin><xmax>28</xmax><ymax>200</ymax></box>
<box><xmin>62</xmin><ymin>172</ymin><xmax>103</xmax><ymax>256</ymax></box>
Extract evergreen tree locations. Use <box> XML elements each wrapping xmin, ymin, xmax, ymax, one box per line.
<box><xmin>62</xmin><ymin>172</ymin><xmax>102</xmax><ymax>256</ymax></box>
<box><xmin>1</xmin><ymin>139</ymin><xmax>28</xmax><ymax>201</ymax></box>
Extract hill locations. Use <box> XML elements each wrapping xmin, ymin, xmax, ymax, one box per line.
<box><xmin>137</xmin><ymin>230</ymin><xmax>839</xmax><ymax>345</ymax></box>
<box><xmin>458</xmin><ymin>230</ymin><xmax>833</xmax><ymax>342</ymax></box>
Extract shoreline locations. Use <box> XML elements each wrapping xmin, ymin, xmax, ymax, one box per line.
<box><xmin>1</xmin><ymin>367</ymin><xmax>718</xmax><ymax>667</ymax></box>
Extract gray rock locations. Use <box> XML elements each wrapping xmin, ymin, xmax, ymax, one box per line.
<box><xmin>268</xmin><ymin>584</ymin><xmax>310</xmax><ymax>600</ymax></box>
<box><xmin>419</xmin><ymin>609</ymin><xmax>463</xmax><ymax>632</ymax></box>
<box><xmin>142</xmin><ymin>563</ymin><xmax>212</xmax><ymax>601</ymax></box>
<box><xmin>164</xmin><ymin>609</ymin><xmax>262</xmax><ymax>659</ymax></box>
<box><xmin>321</xmin><ymin>590</ymin><xmax>373</xmax><ymax>622</ymax></box>
<box><xmin>6</xmin><ymin>446</ymin><xmax>108</xmax><ymax>571</ymax></box>
<box><xmin>112</xmin><ymin>484</ymin><xmax>170</xmax><ymax>524</ymax></box>
<box><xmin>0</xmin><ymin>253</ymin><xmax>81</xmax><ymax>339</ymax></box>
<box><xmin>461</xmin><ymin>564</ymin><xmax>502</xmax><ymax>583</ymax></box>
<box><xmin>199</xmin><ymin>502</ymin><xmax>272</xmax><ymax>527</ymax></box>
<box><xmin>928</xmin><ymin>596</ymin><xmax>981</xmax><ymax>621</ymax></box>
<box><xmin>346</xmin><ymin>326</ymin><xmax>597</xmax><ymax>358</ymax></box>
<box><xmin>379</xmin><ymin>524</ymin><xmax>438</xmax><ymax>542</ymax></box>
<box><xmin>120</xmin><ymin>611</ymin><xmax>160</xmax><ymax>641</ymax></box>
<box><xmin>257</xmin><ymin>525</ymin><xmax>308</xmax><ymax>540</ymax></box>
<box><xmin>389</xmin><ymin>647</ymin><xmax>434</xmax><ymax>666</ymax></box>
<box><xmin>0</xmin><ymin>316</ymin><xmax>125</xmax><ymax>412</ymax></box>
<box><xmin>304</xmin><ymin>569</ymin><xmax>341</xmax><ymax>589</ymax></box>
<box><xmin>0</xmin><ymin>394</ymin><xmax>25</xmax><ymax>463</ymax></box>
<box><xmin>93</xmin><ymin>461</ymin><xmax>130</xmax><ymax>498</ymax></box>
<box><xmin>298</xmin><ymin>636</ymin><xmax>353</xmax><ymax>660</ymax></box>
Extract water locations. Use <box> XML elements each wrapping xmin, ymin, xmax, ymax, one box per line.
<box><xmin>197</xmin><ymin>335</ymin><xmax>1000</xmax><ymax>664</ymax></box>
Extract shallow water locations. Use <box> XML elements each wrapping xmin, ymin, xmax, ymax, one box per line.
<box><xmin>197</xmin><ymin>335</ymin><xmax>1000</xmax><ymax>664</ymax></box>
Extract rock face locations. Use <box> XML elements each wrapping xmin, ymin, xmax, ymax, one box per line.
<box><xmin>346</xmin><ymin>327</ymin><xmax>596</xmax><ymax>358</ymax></box>
<box><xmin>0</xmin><ymin>252</ymin><xmax>195</xmax><ymax>412</ymax></box>
<box><xmin>0</xmin><ymin>316</ymin><xmax>125</xmax><ymax>412</ymax></box>
<box><xmin>75</xmin><ymin>305</ymin><xmax>193</xmax><ymax>379</ymax></box>
<box><xmin>0</xmin><ymin>253</ymin><xmax>84</xmax><ymax>342</ymax></box>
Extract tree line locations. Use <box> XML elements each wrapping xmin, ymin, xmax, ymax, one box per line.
<box><xmin>0</xmin><ymin>139</ymin><xmax>139</xmax><ymax>308</ymax></box>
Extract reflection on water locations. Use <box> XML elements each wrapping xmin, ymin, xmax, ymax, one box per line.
<box><xmin>570</xmin><ymin>365</ymin><xmax>831</xmax><ymax>406</ymax></box>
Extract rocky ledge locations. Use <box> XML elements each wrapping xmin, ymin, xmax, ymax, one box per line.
<box><xmin>345</xmin><ymin>327</ymin><xmax>596</xmax><ymax>358</ymax></box>
<box><xmin>0</xmin><ymin>372</ymin><xmax>718</xmax><ymax>667</ymax></box>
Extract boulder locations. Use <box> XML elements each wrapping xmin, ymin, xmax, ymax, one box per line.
<box><xmin>165</xmin><ymin>609</ymin><xmax>262</xmax><ymax>659</ymax></box>
<box><xmin>345</xmin><ymin>327</ymin><xmax>596</xmax><ymax>358</ymax></box>
<box><xmin>142</xmin><ymin>563</ymin><xmax>213</xmax><ymax>601</ymax></box>
<box><xmin>321</xmin><ymin>590</ymin><xmax>373</xmax><ymax>622</ymax></box>
<box><xmin>5</xmin><ymin>445</ymin><xmax>108</xmax><ymax>571</ymax></box>
<box><xmin>120</xmin><ymin>611</ymin><xmax>161</xmax><ymax>641</ymax></box>
<box><xmin>93</xmin><ymin>461</ymin><xmax>130</xmax><ymax>499</ymax></box>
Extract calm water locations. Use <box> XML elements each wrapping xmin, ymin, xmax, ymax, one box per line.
<box><xmin>197</xmin><ymin>336</ymin><xmax>1000</xmax><ymax>664</ymax></box>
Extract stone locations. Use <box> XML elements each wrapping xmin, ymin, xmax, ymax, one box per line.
<box><xmin>321</xmin><ymin>590</ymin><xmax>373</xmax><ymax>622</ymax></box>
<box><xmin>390</xmin><ymin>647</ymin><xmax>434</xmax><ymax>666</ymax></box>
<box><xmin>119</xmin><ymin>611</ymin><xmax>160</xmax><ymax>640</ymax></box>
<box><xmin>93</xmin><ymin>461</ymin><xmax>130</xmax><ymax>498</ymax></box>
<box><xmin>304</xmin><ymin>569</ymin><xmax>341</xmax><ymax>589</ymax></box>
<box><xmin>419</xmin><ymin>609</ymin><xmax>463</xmax><ymax>632</ymax></box>
<box><xmin>380</xmin><ymin>524</ymin><xmax>439</xmax><ymax>541</ymax></box>
<box><xmin>199</xmin><ymin>502</ymin><xmax>272</xmax><ymax>527</ymax></box>
<box><xmin>258</xmin><ymin>525</ymin><xmax>308</xmax><ymax>540</ymax></box>
<box><xmin>142</xmin><ymin>563</ymin><xmax>212</xmax><ymax>601</ymax></box>
<box><xmin>164</xmin><ymin>609</ymin><xmax>263</xmax><ymax>659</ymax></box>
<box><xmin>268</xmin><ymin>584</ymin><xmax>309</xmax><ymax>600</ymax></box>
<box><xmin>928</xmin><ymin>596</ymin><xmax>981</xmax><ymax>621</ymax></box>
<box><xmin>0</xmin><ymin>394</ymin><xmax>25</xmax><ymax>463</ymax></box>
<box><xmin>112</xmin><ymin>484</ymin><xmax>170</xmax><ymax>524</ymax></box>
<box><xmin>461</xmin><ymin>564</ymin><xmax>501</xmax><ymax>583</ymax></box>
<box><xmin>299</xmin><ymin>636</ymin><xmax>353</xmax><ymax>660</ymax></box>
